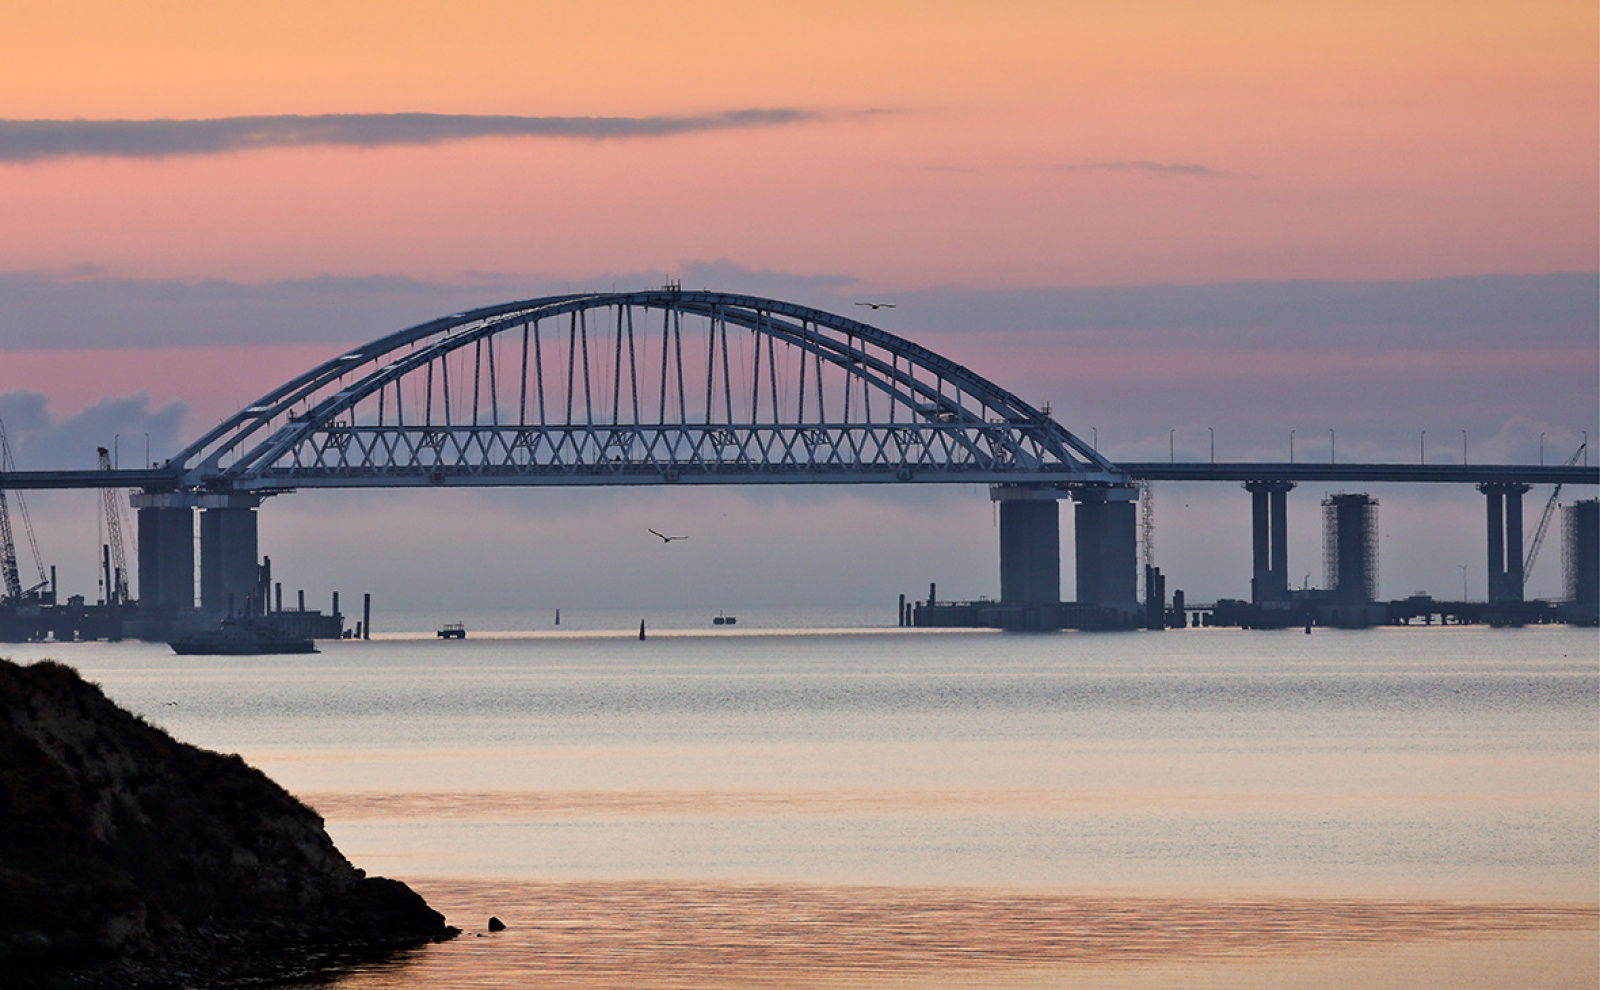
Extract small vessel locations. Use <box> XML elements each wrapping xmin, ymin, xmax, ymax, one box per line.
<box><xmin>712</xmin><ymin>612</ymin><xmax>738</xmax><ymax>626</ymax></box>
<box><xmin>169</xmin><ymin>617</ymin><xmax>318</xmax><ymax>656</ymax></box>
<box><xmin>437</xmin><ymin>622</ymin><xmax>467</xmax><ymax>639</ymax></box>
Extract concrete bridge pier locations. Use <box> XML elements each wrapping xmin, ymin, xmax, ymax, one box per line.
<box><xmin>134</xmin><ymin>503</ymin><xmax>195</xmax><ymax>612</ymax></box>
<box><xmin>1070</xmin><ymin>484</ymin><xmax>1140</xmax><ymax>615</ymax></box>
<box><xmin>133</xmin><ymin>491</ymin><xmax>265</xmax><ymax>616</ymax></box>
<box><xmin>199</xmin><ymin>496</ymin><xmax>264</xmax><ymax>616</ymax></box>
<box><xmin>1478</xmin><ymin>482</ymin><xmax>1530</xmax><ymax>603</ymax></box>
<box><xmin>992</xmin><ymin>487</ymin><xmax>1061</xmax><ymax>605</ymax></box>
<box><xmin>1244</xmin><ymin>480</ymin><xmax>1295</xmax><ymax>602</ymax></box>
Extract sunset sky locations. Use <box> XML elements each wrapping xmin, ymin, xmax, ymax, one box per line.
<box><xmin>1</xmin><ymin>1</ymin><xmax>1595</xmax><ymax>613</ymax></box>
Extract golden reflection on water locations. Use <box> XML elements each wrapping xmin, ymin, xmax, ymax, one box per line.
<box><xmin>303</xmin><ymin>786</ymin><xmax>1568</xmax><ymax>820</ymax></box>
<box><xmin>324</xmin><ymin>879</ymin><xmax>1597</xmax><ymax>990</ymax></box>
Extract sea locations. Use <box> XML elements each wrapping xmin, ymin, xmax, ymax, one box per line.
<box><xmin>9</xmin><ymin>609</ymin><xmax>1598</xmax><ymax>989</ymax></box>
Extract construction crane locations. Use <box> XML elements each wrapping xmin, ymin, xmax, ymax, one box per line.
<box><xmin>97</xmin><ymin>446</ymin><xmax>133</xmax><ymax>605</ymax></box>
<box><xmin>1524</xmin><ymin>441</ymin><xmax>1587</xmax><ymax>579</ymax></box>
<box><xmin>0</xmin><ymin>417</ymin><xmax>49</xmax><ymax>604</ymax></box>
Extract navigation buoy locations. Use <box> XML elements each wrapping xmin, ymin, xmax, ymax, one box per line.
<box><xmin>639</xmin><ymin>620</ymin><xmax>646</xmax><ymax>641</ymax></box>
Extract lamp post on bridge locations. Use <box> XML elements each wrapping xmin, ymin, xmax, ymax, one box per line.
<box><xmin>1208</xmin><ymin>426</ymin><xmax>1214</xmax><ymax>464</ymax></box>
<box><xmin>1420</xmin><ymin>431</ymin><xmax>1426</xmax><ymax>465</ymax></box>
<box><xmin>1289</xmin><ymin>429</ymin><xmax>1295</xmax><ymax>464</ymax></box>
<box><xmin>1461</xmin><ymin>429</ymin><xmax>1467</xmax><ymax>465</ymax></box>
<box><xmin>1329</xmin><ymin>428</ymin><xmax>1335</xmax><ymax>465</ymax></box>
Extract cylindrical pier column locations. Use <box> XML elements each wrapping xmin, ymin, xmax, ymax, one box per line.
<box><xmin>994</xmin><ymin>491</ymin><xmax>1061</xmax><ymax>605</ymax></box>
<box><xmin>1243</xmin><ymin>481</ymin><xmax>1295</xmax><ymax>602</ymax></box>
<box><xmin>198</xmin><ymin>497</ymin><xmax>261</xmax><ymax>616</ymax></box>
<box><xmin>1270</xmin><ymin>486</ymin><xmax>1290</xmax><ymax>596</ymax></box>
<box><xmin>1482</xmin><ymin>485</ymin><xmax>1505</xmax><ymax>602</ymax></box>
<box><xmin>1070</xmin><ymin>484</ymin><xmax>1140</xmax><ymax>614</ymax></box>
<box><xmin>135</xmin><ymin>504</ymin><xmax>195</xmax><ymax>612</ymax></box>
<box><xmin>1478</xmin><ymin>483</ymin><xmax>1530</xmax><ymax>603</ymax></box>
<box><xmin>1249</xmin><ymin>486</ymin><xmax>1269</xmax><ymax>602</ymax></box>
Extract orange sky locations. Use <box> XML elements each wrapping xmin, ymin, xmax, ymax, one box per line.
<box><xmin>0</xmin><ymin>0</ymin><xmax>1594</xmax><ymax>287</ymax></box>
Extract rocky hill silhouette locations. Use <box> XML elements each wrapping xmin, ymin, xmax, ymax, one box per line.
<box><xmin>0</xmin><ymin>658</ymin><xmax>455</xmax><ymax>988</ymax></box>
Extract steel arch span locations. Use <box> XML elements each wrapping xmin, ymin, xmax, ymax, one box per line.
<box><xmin>170</xmin><ymin>290</ymin><xmax>1120</xmax><ymax>492</ymax></box>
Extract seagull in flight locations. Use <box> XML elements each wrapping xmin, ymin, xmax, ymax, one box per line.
<box><xmin>855</xmin><ymin>301</ymin><xmax>896</xmax><ymax>310</ymax></box>
<box><xmin>648</xmin><ymin>529</ymin><xmax>688</xmax><ymax>543</ymax></box>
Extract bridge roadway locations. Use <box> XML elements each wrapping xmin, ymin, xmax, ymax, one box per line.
<box><xmin>1</xmin><ymin>461</ymin><xmax>1595</xmax><ymax>490</ymax></box>
<box><xmin>1115</xmin><ymin>462</ymin><xmax>1598</xmax><ymax>486</ymax></box>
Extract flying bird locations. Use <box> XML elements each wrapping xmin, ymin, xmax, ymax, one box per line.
<box><xmin>648</xmin><ymin>529</ymin><xmax>688</xmax><ymax>543</ymax></box>
<box><xmin>855</xmin><ymin>301</ymin><xmax>896</xmax><ymax>310</ymax></box>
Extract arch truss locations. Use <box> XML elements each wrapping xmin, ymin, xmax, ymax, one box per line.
<box><xmin>170</xmin><ymin>290</ymin><xmax>1118</xmax><ymax>491</ymax></box>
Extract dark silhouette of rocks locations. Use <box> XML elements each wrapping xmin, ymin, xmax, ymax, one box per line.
<box><xmin>0</xmin><ymin>658</ymin><xmax>457</xmax><ymax>988</ymax></box>
<box><xmin>487</xmin><ymin>916</ymin><xmax>506</xmax><ymax>932</ymax></box>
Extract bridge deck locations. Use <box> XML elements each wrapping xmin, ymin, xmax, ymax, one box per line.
<box><xmin>2</xmin><ymin>462</ymin><xmax>1595</xmax><ymax>490</ymax></box>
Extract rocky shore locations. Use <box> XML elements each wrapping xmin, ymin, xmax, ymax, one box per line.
<box><xmin>0</xmin><ymin>658</ymin><xmax>457</xmax><ymax>988</ymax></box>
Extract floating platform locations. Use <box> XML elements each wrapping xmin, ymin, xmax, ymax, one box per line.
<box><xmin>168</xmin><ymin>617</ymin><xmax>318</xmax><ymax>655</ymax></box>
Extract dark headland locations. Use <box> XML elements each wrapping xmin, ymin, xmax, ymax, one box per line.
<box><xmin>0</xmin><ymin>658</ymin><xmax>457</xmax><ymax>989</ymax></box>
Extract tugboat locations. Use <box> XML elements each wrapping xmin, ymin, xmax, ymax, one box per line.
<box><xmin>437</xmin><ymin>622</ymin><xmax>467</xmax><ymax>639</ymax></box>
<box><xmin>169</xmin><ymin>617</ymin><xmax>319</xmax><ymax>656</ymax></box>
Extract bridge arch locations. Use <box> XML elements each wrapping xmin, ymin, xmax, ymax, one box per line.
<box><xmin>171</xmin><ymin>290</ymin><xmax>1117</xmax><ymax>491</ymax></box>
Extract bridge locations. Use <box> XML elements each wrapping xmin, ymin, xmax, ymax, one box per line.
<box><xmin>2</xmin><ymin>290</ymin><xmax>1596</xmax><ymax>628</ymax></box>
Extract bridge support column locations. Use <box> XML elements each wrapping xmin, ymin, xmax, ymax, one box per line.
<box><xmin>1478</xmin><ymin>482</ymin><xmax>1530</xmax><ymax>603</ymax></box>
<box><xmin>1071</xmin><ymin>484</ymin><xmax>1139</xmax><ymax>615</ymax></box>
<box><xmin>199</xmin><ymin>497</ymin><xmax>262</xmax><ymax>616</ymax></box>
<box><xmin>135</xmin><ymin>506</ymin><xmax>194</xmax><ymax>612</ymax></box>
<box><xmin>992</xmin><ymin>488</ymin><xmax>1060</xmax><ymax>605</ymax></box>
<box><xmin>1244</xmin><ymin>481</ymin><xmax>1295</xmax><ymax>603</ymax></box>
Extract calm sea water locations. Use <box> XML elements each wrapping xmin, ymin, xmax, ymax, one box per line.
<box><xmin>11</xmin><ymin>617</ymin><xmax>1597</xmax><ymax>988</ymax></box>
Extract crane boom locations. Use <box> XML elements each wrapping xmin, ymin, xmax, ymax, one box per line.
<box><xmin>0</xmin><ymin>488</ymin><xmax>20</xmax><ymax>602</ymax></box>
<box><xmin>0</xmin><ymin>418</ymin><xmax>47</xmax><ymax>596</ymax></box>
<box><xmin>98</xmin><ymin>447</ymin><xmax>131</xmax><ymax>604</ymax></box>
<box><xmin>1524</xmin><ymin>441</ymin><xmax>1587</xmax><ymax>577</ymax></box>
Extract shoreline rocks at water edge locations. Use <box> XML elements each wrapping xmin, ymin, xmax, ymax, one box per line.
<box><xmin>0</xmin><ymin>658</ymin><xmax>458</xmax><ymax>989</ymax></box>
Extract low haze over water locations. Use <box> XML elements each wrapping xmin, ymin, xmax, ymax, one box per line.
<box><xmin>13</xmin><ymin>617</ymin><xmax>1596</xmax><ymax>988</ymax></box>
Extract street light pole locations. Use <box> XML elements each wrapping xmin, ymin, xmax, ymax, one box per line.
<box><xmin>1329</xmin><ymin>428</ymin><xmax>1335</xmax><ymax>465</ymax></box>
<box><xmin>1289</xmin><ymin>429</ymin><xmax>1295</xmax><ymax>464</ymax></box>
<box><xmin>1208</xmin><ymin>426</ymin><xmax>1214</xmax><ymax>464</ymax></box>
<box><xmin>1169</xmin><ymin>429</ymin><xmax>1175</xmax><ymax>463</ymax></box>
<box><xmin>1461</xmin><ymin>429</ymin><xmax>1467</xmax><ymax>465</ymax></box>
<box><xmin>1420</xmin><ymin>431</ymin><xmax>1426</xmax><ymax>465</ymax></box>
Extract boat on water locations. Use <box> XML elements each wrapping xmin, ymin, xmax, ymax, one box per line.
<box><xmin>168</xmin><ymin>618</ymin><xmax>319</xmax><ymax>656</ymax></box>
<box><xmin>712</xmin><ymin>612</ymin><xmax>738</xmax><ymax>626</ymax></box>
<box><xmin>437</xmin><ymin>622</ymin><xmax>467</xmax><ymax>639</ymax></box>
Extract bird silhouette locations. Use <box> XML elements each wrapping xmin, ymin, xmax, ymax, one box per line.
<box><xmin>855</xmin><ymin>302</ymin><xmax>896</xmax><ymax>310</ymax></box>
<box><xmin>648</xmin><ymin>529</ymin><xmax>688</xmax><ymax>543</ymax></box>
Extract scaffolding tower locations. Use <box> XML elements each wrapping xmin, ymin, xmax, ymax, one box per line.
<box><xmin>1323</xmin><ymin>492</ymin><xmax>1378</xmax><ymax>604</ymax></box>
